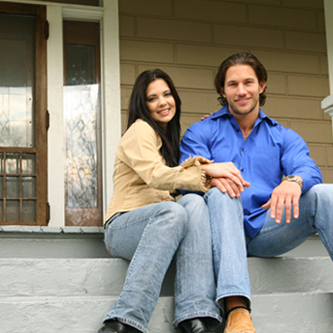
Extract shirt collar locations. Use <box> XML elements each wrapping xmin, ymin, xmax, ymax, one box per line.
<box><xmin>211</xmin><ymin>104</ymin><xmax>278</xmax><ymax>126</ymax></box>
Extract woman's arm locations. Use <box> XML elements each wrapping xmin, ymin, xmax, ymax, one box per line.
<box><xmin>117</xmin><ymin>120</ymin><xmax>212</xmax><ymax>192</ymax></box>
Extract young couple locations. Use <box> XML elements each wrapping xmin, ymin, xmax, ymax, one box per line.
<box><xmin>98</xmin><ymin>53</ymin><xmax>333</xmax><ymax>333</ymax></box>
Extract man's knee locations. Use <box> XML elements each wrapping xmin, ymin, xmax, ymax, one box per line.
<box><xmin>303</xmin><ymin>184</ymin><xmax>333</xmax><ymax>204</ymax></box>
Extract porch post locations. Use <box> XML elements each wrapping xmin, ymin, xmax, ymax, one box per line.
<box><xmin>322</xmin><ymin>0</ymin><xmax>333</xmax><ymax>138</ymax></box>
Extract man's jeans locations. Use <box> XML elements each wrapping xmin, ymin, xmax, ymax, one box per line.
<box><xmin>103</xmin><ymin>194</ymin><xmax>221</xmax><ymax>333</ymax></box>
<box><xmin>204</xmin><ymin>184</ymin><xmax>333</xmax><ymax>309</ymax></box>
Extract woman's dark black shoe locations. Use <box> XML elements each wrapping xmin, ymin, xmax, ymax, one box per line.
<box><xmin>177</xmin><ymin>317</ymin><xmax>223</xmax><ymax>333</ymax></box>
<box><xmin>97</xmin><ymin>320</ymin><xmax>141</xmax><ymax>333</ymax></box>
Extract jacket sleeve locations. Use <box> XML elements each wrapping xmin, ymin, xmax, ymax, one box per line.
<box><xmin>116</xmin><ymin>120</ymin><xmax>212</xmax><ymax>192</ymax></box>
<box><xmin>281</xmin><ymin>128</ymin><xmax>322</xmax><ymax>193</ymax></box>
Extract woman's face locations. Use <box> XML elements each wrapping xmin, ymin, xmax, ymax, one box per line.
<box><xmin>146</xmin><ymin>79</ymin><xmax>176</xmax><ymax>130</ymax></box>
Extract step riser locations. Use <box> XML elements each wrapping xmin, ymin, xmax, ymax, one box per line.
<box><xmin>1</xmin><ymin>293</ymin><xmax>333</xmax><ymax>333</ymax></box>
<box><xmin>1</xmin><ymin>257</ymin><xmax>332</xmax><ymax>297</ymax></box>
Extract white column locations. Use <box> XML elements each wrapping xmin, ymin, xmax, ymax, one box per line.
<box><xmin>47</xmin><ymin>5</ymin><xmax>65</xmax><ymax>226</ymax></box>
<box><xmin>324</xmin><ymin>0</ymin><xmax>333</xmax><ymax>93</ymax></box>
<box><xmin>323</xmin><ymin>0</ymin><xmax>333</xmax><ymax>138</ymax></box>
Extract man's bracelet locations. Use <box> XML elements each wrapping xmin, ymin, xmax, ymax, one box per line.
<box><xmin>282</xmin><ymin>175</ymin><xmax>303</xmax><ymax>191</ymax></box>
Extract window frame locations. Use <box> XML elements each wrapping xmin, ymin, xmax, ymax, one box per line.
<box><xmin>0</xmin><ymin>0</ymin><xmax>121</xmax><ymax>227</ymax></box>
<box><xmin>47</xmin><ymin>0</ymin><xmax>121</xmax><ymax>227</ymax></box>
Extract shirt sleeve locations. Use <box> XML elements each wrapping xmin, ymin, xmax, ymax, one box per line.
<box><xmin>281</xmin><ymin>128</ymin><xmax>323</xmax><ymax>193</ymax></box>
<box><xmin>179</xmin><ymin>121</ymin><xmax>212</xmax><ymax>163</ymax></box>
<box><xmin>117</xmin><ymin>120</ymin><xmax>212</xmax><ymax>192</ymax></box>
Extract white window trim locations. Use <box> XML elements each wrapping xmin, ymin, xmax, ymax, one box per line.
<box><xmin>2</xmin><ymin>0</ymin><xmax>121</xmax><ymax>226</ymax></box>
<box><xmin>48</xmin><ymin>0</ymin><xmax>121</xmax><ymax>227</ymax></box>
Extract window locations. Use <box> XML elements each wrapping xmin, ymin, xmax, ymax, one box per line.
<box><xmin>63</xmin><ymin>20</ymin><xmax>102</xmax><ymax>226</ymax></box>
<box><xmin>0</xmin><ymin>2</ymin><xmax>48</xmax><ymax>225</ymax></box>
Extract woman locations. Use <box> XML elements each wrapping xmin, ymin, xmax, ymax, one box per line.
<box><xmin>98</xmin><ymin>69</ymin><xmax>245</xmax><ymax>333</ymax></box>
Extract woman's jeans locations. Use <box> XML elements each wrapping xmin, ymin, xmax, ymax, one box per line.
<box><xmin>204</xmin><ymin>184</ymin><xmax>333</xmax><ymax>309</ymax></box>
<box><xmin>103</xmin><ymin>194</ymin><xmax>221</xmax><ymax>333</ymax></box>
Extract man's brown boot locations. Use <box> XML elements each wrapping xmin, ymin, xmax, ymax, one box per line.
<box><xmin>224</xmin><ymin>308</ymin><xmax>256</xmax><ymax>333</ymax></box>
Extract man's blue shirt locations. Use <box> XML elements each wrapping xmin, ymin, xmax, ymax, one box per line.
<box><xmin>179</xmin><ymin>105</ymin><xmax>323</xmax><ymax>237</ymax></box>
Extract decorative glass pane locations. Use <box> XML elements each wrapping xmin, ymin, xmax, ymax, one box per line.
<box><xmin>6</xmin><ymin>153</ymin><xmax>20</xmax><ymax>174</ymax></box>
<box><xmin>63</xmin><ymin>20</ymin><xmax>101</xmax><ymax>226</ymax></box>
<box><xmin>22</xmin><ymin>153</ymin><xmax>36</xmax><ymax>174</ymax></box>
<box><xmin>6</xmin><ymin>200</ymin><xmax>20</xmax><ymax>221</ymax></box>
<box><xmin>0</xmin><ymin>14</ymin><xmax>35</xmax><ymax>148</ymax></box>
<box><xmin>22</xmin><ymin>177</ymin><xmax>36</xmax><ymax>198</ymax></box>
<box><xmin>22</xmin><ymin>200</ymin><xmax>36</xmax><ymax>222</ymax></box>
<box><xmin>66</xmin><ymin>45</ymin><xmax>95</xmax><ymax>85</ymax></box>
<box><xmin>6</xmin><ymin>176</ymin><xmax>20</xmax><ymax>198</ymax></box>
<box><xmin>64</xmin><ymin>84</ymin><xmax>99</xmax><ymax>208</ymax></box>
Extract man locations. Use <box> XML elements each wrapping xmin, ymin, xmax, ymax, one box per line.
<box><xmin>179</xmin><ymin>52</ymin><xmax>333</xmax><ymax>333</ymax></box>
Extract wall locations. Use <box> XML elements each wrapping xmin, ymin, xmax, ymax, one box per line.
<box><xmin>118</xmin><ymin>0</ymin><xmax>333</xmax><ymax>182</ymax></box>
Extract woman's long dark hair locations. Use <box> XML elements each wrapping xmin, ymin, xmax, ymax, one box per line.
<box><xmin>127</xmin><ymin>69</ymin><xmax>181</xmax><ymax>167</ymax></box>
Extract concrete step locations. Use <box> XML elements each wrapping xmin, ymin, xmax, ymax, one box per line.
<box><xmin>0</xmin><ymin>256</ymin><xmax>333</xmax><ymax>332</ymax></box>
<box><xmin>0</xmin><ymin>226</ymin><xmax>109</xmax><ymax>258</ymax></box>
<box><xmin>1</xmin><ymin>257</ymin><xmax>333</xmax><ymax>298</ymax></box>
<box><xmin>0</xmin><ymin>226</ymin><xmax>329</xmax><ymax>259</ymax></box>
<box><xmin>1</xmin><ymin>227</ymin><xmax>332</xmax><ymax>332</ymax></box>
<box><xmin>1</xmin><ymin>292</ymin><xmax>333</xmax><ymax>332</ymax></box>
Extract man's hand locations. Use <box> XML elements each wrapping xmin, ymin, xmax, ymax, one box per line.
<box><xmin>262</xmin><ymin>178</ymin><xmax>302</xmax><ymax>223</ymax></box>
<box><xmin>202</xmin><ymin>162</ymin><xmax>250</xmax><ymax>198</ymax></box>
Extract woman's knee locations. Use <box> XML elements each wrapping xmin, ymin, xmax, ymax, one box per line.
<box><xmin>151</xmin><ymin>201</ymin><xmax>188</xmax><ymax>228</ymax></box>
<box><xmin>178</xmin><ymin>193</ymin><xmax>206</xmax><ymax>210</ymax></box>
<box><xmin>204</xmin><ymin>186</ymin><xmax>242</xmax><ymax>207</ymax></box>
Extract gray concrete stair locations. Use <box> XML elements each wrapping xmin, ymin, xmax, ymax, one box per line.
<box><xmin>0</xmin><ymin>226</ymin><xmax>332</xmax><ymax>333</ymax></box>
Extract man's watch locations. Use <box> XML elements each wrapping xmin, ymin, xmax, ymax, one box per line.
<box><xmin>282</xmin><ymin>175</ymin><xmax>303</xmax><ymax>190</ymax></box>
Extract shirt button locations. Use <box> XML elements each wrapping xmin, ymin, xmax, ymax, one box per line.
<box><xmin>241</xmin><ymin>168</ymin><xmax>244</xmax><ymax>172</ymax></box>
<box><xmin>242</xmin><ymin>148</ymin><xmax>245</xmax><ymax>152</ymax></box>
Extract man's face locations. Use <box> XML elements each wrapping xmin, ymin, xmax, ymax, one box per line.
<box><xmin>221</xmin><ymin>64</ymin><xmax>266</xmax><ymax>117</ymax></box>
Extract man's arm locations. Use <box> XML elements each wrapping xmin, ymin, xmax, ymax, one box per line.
<box><xmin>262</xmin><ymin>128</ymin><xmax>322</xmax><ymax>223</ymax></box>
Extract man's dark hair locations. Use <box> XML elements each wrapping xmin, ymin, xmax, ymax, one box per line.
<box><xmin>214</xmin><ymin>52</ymin><xmax>268</xmax><ymax>107</ymax></box>
<box><xmin>127</xmin><ymin>69</ymin><xmax>181</xmax><ymax>167</ymax></box>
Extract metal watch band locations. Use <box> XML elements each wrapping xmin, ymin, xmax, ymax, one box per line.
<box><xmin>282</xmin><ymin>175</ymin><xmax>303</xmax><ymax>190</ymax></box>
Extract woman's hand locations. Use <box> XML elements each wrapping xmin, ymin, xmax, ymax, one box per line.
<box><xmin>201</xmin><ymin>113</ymin><xmax>212</xmax><ymax>121</ymax></box>
<box><xmin>201</xmin><ymin>162</ymin><xmax>250</xmax><ymax>197</ymax></box>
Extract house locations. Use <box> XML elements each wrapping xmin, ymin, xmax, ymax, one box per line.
<box><xmin>0</xmin><ymin>0</ymin><xmax>333</xmax><ymax>332</ymax></box>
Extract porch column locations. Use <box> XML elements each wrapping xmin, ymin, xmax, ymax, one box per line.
<box><xmin>322</xmin><ymin>0</ymin><xmax>333</xmax><ymax>137</ymax></box>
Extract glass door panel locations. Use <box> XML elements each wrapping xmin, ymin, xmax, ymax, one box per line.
<box><xmin>0</xmin><ymin>14</ymin><xmax>35</xmax><ymax>148</ymax></box>
<box><xmin>0</xmin><ymin>8</ymin><xmax>42</xmax><ymax>224</ymax></box>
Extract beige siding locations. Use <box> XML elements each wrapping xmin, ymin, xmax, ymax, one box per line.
<box><xmin>119</xmin><ymin>0</ymin><xmax>333</xmax><ymax>182</ymax></box>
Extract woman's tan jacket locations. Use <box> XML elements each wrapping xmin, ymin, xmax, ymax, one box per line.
<box><xmin>104</xmin><ymin>119</ymin><xmax>212</xmax><ymax>224</ymax></box>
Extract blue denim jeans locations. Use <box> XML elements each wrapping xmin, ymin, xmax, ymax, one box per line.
<box><xmin>103</xmin><ymin>194</ymin><xmax>221</xmax><ymax>333</ymax></box>
<box><xmin>204</xmin><ymin>184</ymin><xmax>333</xmax><ymax>311</ymax></box>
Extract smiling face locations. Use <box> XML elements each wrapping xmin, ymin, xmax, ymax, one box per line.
<box><xmin>222</xmin><ymin>64</ymin><xmax>266</xmax><ymax>117</ymax></box>
<box><xmin>146</xmin><ymin>79</ymin><xmax>176</xmax><ymax>130</ymax></box>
